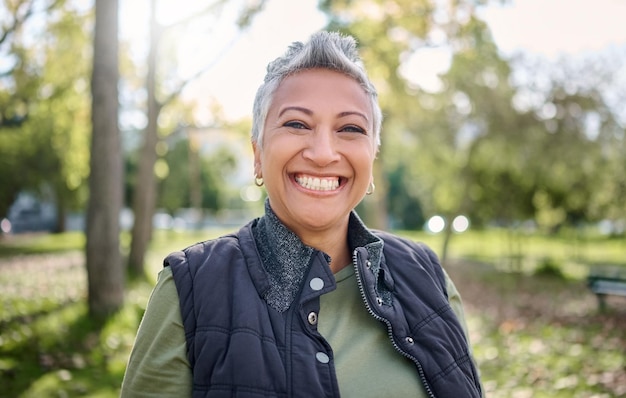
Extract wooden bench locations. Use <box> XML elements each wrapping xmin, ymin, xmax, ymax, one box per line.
<box><xmin>587</xmin><ymin>274</ymin><xmax>626</xmax><ymax>311</ymax></box>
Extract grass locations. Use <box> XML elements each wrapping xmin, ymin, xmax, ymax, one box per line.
<box><xmin>456</xmin><ymin>263</ymin><xmax>626</xmax><ymax>397</ymax></box>
<box><xmin>0</xmin><ymin>227</ymin><xmax>625</xmax><ymax>397</ymax></box>
<box><xmin>0</xmin><ymin>229</ymin><xmax>221</xmax><ymax>398</ymax></box>
<box><xmin>401</xmin><ymin>228</ymin><xmax>626</xmax><ymax>279</ymax></box>
<box><xmin>0</xmin><ymin>231</ymin><xmax>85</xmax><ymax>257</ymax></box>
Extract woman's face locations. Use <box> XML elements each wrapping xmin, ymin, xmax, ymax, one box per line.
<box><xmin>253</xmin><ymin>68</ymin><xmax>376</xmax><ymax>239</ymax></box>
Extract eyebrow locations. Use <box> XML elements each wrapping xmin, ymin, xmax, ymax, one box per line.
<box><xmin>338</xmin><ymin>111</ymin><xmax>369</xmax><ymax>122</ymax></box>
<box><xmin>278</xmin><ymin>106</ymin><xmax>312</xmax><ymax>117</ymax></box>
<box><xmin>278</xmin><ymin>106</ymin><xmax>370</xmax><ymax>123</ymax></box>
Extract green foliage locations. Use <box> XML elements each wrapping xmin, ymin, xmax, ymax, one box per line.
<box><xmin>320</xmin><ymin>0</ymin><xmax>626</xmax><ymax>236</ymax></box>
<box><xmin>0</xmin><ymin>229</ymin><xmax>227</xmax><ymax>397</ymax></box>
<box><xmin>156</xmin><ymin>139</ymin><xmax>192</xmax><ymax>212</ymax></box>
<box><xmin>400</xmin><ymin>227</ymin><xmax>625</xmax><ymax>279</ymax></box>
<box><xmin>533</xmin><ymin>257</ymin><xmax>566</xmax><ymax>279</ymax></box>
<box><xmin>0</xmin><ymin>280</ymin><xmax>149</xmax><ymax>397</ymax></box>
<box><xmin>0</xmin><ymin>2</ymin><xmax>92</xmax><ymax>226</ymax></box>
<box><xmin>386</xmin><ymin>163</ymin><xmax>425</xmax><ymax>229</ymax></box>
<box><xmin>152</xmin><ymin>135</ymin><xmax>240</xmax><ymax>214</ymax></box>
<box><xmin>3</xmin><ymin>0</ymin><xmax>622</xmax><ymax>241</ymax></box>
<box><xmin>0</xmin><ymin>231</ymin><xmax>85</xmax><ymax>257</ymax></box>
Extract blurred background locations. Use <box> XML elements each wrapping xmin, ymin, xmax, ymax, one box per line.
<box><xmin>0</xmin><ymin>0</ymin><xmax>625</xmax><ymax>397</ymax></box>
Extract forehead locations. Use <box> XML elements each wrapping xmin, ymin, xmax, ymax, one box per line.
<box><xmin>270</xmin><ymin>68</ymin><xmax>372</xmax><ymax>115</ymax></box>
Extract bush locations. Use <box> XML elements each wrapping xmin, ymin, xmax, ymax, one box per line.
<box><xmin>534</xmin><ymin>257</ymin><xmax>566</xmax><ymax>279</ymax></box>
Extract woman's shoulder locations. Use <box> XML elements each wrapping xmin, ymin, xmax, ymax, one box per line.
<box><xmin>163</xmin><ymin>234</ymin><xmax>234</xmax><ymax>265</ymax></box>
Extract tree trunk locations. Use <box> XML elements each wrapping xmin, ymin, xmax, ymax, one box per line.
<box><xmin>54</xmin><ymin>195</ymin><xmax>66</xmax><ymax>233</ymax></box>
<box><xmin>440</xmin><ymin>221</ymin><xmax>453</xmax><ymax>266</ymax></box>
<box><xmin>127</xmin><ymin>0</ymin><xmax>160</xmax><ymax>278</ymax></box>
<box><xmin>85</xmin><ymin>0</ymin><xmax>124</xmax><ymax>320</ymax></box>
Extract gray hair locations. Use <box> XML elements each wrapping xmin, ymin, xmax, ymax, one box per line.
<box><xmin>251</xmin><ymin>31</ymin><xmax>382</xmax><ymax>149</ymax></box>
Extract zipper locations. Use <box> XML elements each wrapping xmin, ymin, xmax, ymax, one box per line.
<box><xmin>352</xmin><ymin>248</ymin><xmax>437</xmax><ymax>398</ymax></box>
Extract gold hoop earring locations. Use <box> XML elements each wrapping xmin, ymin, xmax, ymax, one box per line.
<box><xmin>366</xmin><ymin>181</ymin><xmax>375</xmax><ymax>195</ymax></box>
<box><xmin>254</xmin><ymin>176</ymin><xmax>264</xmax><ymax>187</ymax></box>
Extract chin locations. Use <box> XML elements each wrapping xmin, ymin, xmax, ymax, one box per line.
<box><xmin>295</xmin><ymin>207</ymin><xmax>348</xmax><ymax>231</ymax></box>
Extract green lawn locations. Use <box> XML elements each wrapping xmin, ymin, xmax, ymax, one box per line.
<box><xmin>0</xmin><ymin>228</ymin><xmax>624</xmax><ymax>397</ymax></box>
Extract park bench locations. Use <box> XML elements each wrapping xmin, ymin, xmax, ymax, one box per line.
<box><xmin>587</xmin><ymin>272</ymin><xmax>626</xmax><ymax>311</ymax></box>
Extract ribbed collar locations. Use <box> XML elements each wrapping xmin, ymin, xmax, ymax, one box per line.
<box><xmin>251</xmin><ymin>200</ymin><xmax>383</xmax><ymax>312</ymax></box>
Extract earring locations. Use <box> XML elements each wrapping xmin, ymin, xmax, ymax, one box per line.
<box><xmin>254</xmin><ymin>176</ymin><xmax>264</xmax><ymax>187</ymax></box>
<box><xmin>366</xmin><ymin>181</ymin><xmax>375</xmax><ymax>195</ymax></box>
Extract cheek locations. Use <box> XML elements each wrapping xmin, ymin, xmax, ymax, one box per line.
<box><xmin>262</xmin><ymin>134</ymin><xmax>301</xmax><ymax>166</ymax></box>
<box><xmin>356</xmin><ymin>146</ymin><xmax>376</xmax><ymax>174</ymax></box>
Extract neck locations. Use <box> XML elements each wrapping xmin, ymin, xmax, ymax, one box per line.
<box><xmin>299</xmin><ymin>225</ymin><xmax>351</xmax><ymax>274</ymax></box>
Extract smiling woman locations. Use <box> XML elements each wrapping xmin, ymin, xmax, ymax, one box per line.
<box><xmin>253</xmin><ymin>68</ymin><xmax>377</xmax><ymax>254</ymax></box>
<box><xmin>120</xmin><ymin>31</ymin><xmax>484</xmax><ymax>398</ymax></box>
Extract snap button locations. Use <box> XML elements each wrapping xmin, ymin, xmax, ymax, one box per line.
<box><xmin>376</xmin><ymin>297</ymin><xmax>383</xmax><ymax>306</ymax></box>
<box><xmin>309</xmin><ymin>277</ymin><xmax>324</xmax><ymax>291</ymax></box>
<box><xmin>366</xmin><ymin>260</ymin><xmax>372</xmax><ymax>269</ymax></box>
<box><xmin>308</xmin><ymin>311</ymin><xmax>318</xmax><ymax>325</ymax></box>
<box><xmin>315</xmin><ymin>352</ymin><xmax>330</xmax><ymax>364</ymax></box>
<box><xmin>405</xmin><ymin>336</ymin><xmax>414</xmax><ymax>345</ymax></box>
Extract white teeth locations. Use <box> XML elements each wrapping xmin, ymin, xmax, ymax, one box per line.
<box><xmin>295</xmin><ymin>175</ymin><xmax>340</xmax><ymax>191</ymax></box>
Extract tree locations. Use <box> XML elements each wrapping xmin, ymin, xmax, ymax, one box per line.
<box><xmin>320</xmin><ymin>0</ymin><xmax>506</xmax><ymax>259</ymax></box>
<box><xmin>0</xmin><ymin>0</ymin><xmax>91</xmax><ymax>228</ymax></box>
<box><xmin>28</xmin><ymin>6</ymin><xmax>92</xmax><ymax>232</ymax></box>
<box><xmin>85</xmin><ymin>0</ymin><xmax>124</xmax><ymax>319</ymax></box>
<box><xmin>127</xmin><ymin>0</ymin><xmax>161</xmax><ymax>278</ymax></box>
<box><xmin>157</xmin><ymin>131</ymin><xmax>238</xmax><ymax>215</ymax></box>
<box><xmin>320</xmin><ymin>0</ymin><xmax>503</xmax><ymax>228</ymax></box>
<box><xmin>506</xmin><ymin>53</ymin><xmax>626</xmax><ymax>233</ymax></box>
<box><xmin>127</xmin><ymin>0</ymin><xmax>266</xmax><ymax>278</ymax></box>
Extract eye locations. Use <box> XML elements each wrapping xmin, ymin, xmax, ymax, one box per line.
<box><xmin>339</xmin><ymin>124</ymin><xmax>366</xmax><ymax>134</ymax></box>
<box><xmin>284</xmin><ymin>120</ymin><xmax>309</xmax><ymax>130</ymax></box>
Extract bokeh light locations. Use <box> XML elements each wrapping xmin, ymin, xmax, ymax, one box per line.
<box><xmin>452</xmin><ymin>215</ymin><xmax>470</xmax><ymax>233</ymax></box>
<box><xmin>426</xmin><ymin>215</ymin><xmax>446</xmax><ymax>234</ymax></box>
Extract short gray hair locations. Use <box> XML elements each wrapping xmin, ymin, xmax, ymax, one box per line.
<box><xmin>251</xmin><ymin>31</ymin><xmax>382</xmax><ymax>149</ymax></box>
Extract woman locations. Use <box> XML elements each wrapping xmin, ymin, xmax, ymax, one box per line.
<box><xmin>121</xmin><ymin>31</ymin><xmax>483</xmax><ymax>397</ymax></box>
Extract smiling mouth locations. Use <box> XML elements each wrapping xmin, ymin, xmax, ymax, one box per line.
<box><xmin>294</xmin><ymin>174</ymin><xmax>340</xmax><ymax>191</ymax></box>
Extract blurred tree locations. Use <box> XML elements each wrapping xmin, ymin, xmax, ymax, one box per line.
<box><xmin>156</xmin><ymin>138</ymin><xmax>189</xmax><ymax>214</ymax></box>
<box><xmin>85</xmin><ymin>0</ymin><xmax>125</xmax><ymax>319</ymax></box>
<box><xmin>0</xmin><ymin>0</ymin><xmax>91</xmax><ymax>229</ymax></box>
<box><xmin>30</xmin><ymin>7</ymin><xmax>91</xmax><ymax>231</ymax></box>
<box><xmin>320</xmin><ymin>0</ymin><xmax>625</xmax><ymax>255</ymax></box>
<box><xmin>157</xmin><ymin>134</ymin><xmax>238</xmax><ymax>216</ymax></box>
<box><xmin>320</xmin><ymin>0</ymin><xmax>508</xmax><ymax>259</ymax></box>
<box><xmin>0</xmin><ymin>0</ymin><xmax>40</xmax><ymax>219</ymax></box>
<box><xmin>127</xmin><ymin>0</ymin><xmax>161</xmax><ymax>278</ymax></box>
<box><xmin>127</xmin><ymin>0</ymin><xmax>267</xmax><ymax>278</ymax></box>
<box><xmin>508</xmin><ymin>53</ymin><xmax>626</xmax><ymax>233</ymax></box>
<box><xmin>386</xmin><ymin>163</ymin><xmax>425</xmax><ymax>230</ymax></box>
<box><xmin>433</xmin><ymin>16</ymin><xmax>528</xmax><ymax>223</ymax></box>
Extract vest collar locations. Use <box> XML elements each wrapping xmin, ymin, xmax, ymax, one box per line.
<box><xmin>250</xmin><ymin>200</ymin><xmax>383</xmax><ymax>312</ymax></box>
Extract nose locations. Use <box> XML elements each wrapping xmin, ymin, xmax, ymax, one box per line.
<box><xmin>302</xmin><ymin>129</ymin><xmax>341</xmax><ymax>166</ymax></box>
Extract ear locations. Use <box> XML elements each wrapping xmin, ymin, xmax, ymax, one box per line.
<box><xmin>252</xmin><ymin>141</ymin><xmax>262</xmax><ymax>178</ymax></box>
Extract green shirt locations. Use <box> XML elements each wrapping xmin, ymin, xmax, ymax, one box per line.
<box><xmin>318</xmin><ymin>265</ymin><xmax>426</xmax><ymax>396</ymax></box>
<box><xmin>121</xmin><ymin>266</ymin><xmax>473</xmax><ymax>397</ymax></box>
